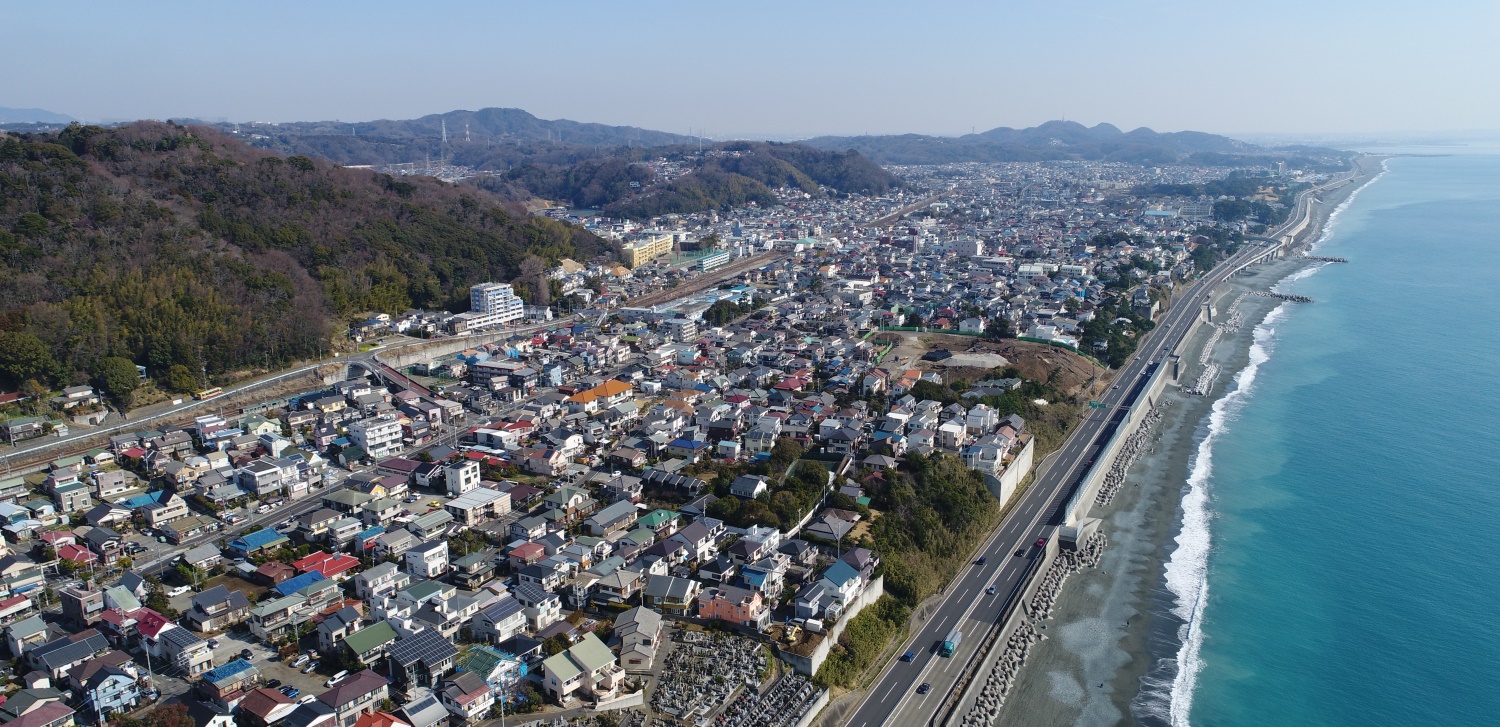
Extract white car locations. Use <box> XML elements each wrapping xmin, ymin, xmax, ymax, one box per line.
<box><xmin>292</xmin><ymin>654</ymin><xmax>310</xmax><ymax>668</ymax></box>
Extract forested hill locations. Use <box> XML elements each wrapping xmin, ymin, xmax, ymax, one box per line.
<box><xmin>803</xmin><ymin>120</ymin><xmax>1290</xmax><ymax>165</ymax></box>
<box><xmin>225</xmin><ymin>107</ymin><xmax>900</xmax><ymax>220</ymax></box>
<box><xmin>219</xmin><ymin>107</ymin><xmax>694</xmax><ymax>161</ymax></box>
<box><xmin>472</xmin><ymin>140</ymin><xmax>902</xmax><ymax>219</ymax></box>
<box><xmin>0</xmin><ymin>122</ymin><xmax>614</xmax><ymax>390</ymax></box>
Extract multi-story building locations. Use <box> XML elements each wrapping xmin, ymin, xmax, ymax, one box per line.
<box><xmin>452</xmin><ymin>283</ymin><xmax>525</xmax><ymax>332</ymax></box>
<box><xmin>620</xmin><ymin>232</ymin><xmax>673</xmax><ymax>268</ymax></box>
<box><xmin>442</xmin><ymin>460</ymin><xmax>480</xmax><ymax>497</ymax></box>
<box><xmin>404</xmin><ymin>541</ymin><xmax>449</xmax><ymax>580</ymax></box>
<box><xmin>349</xmin><ymin>416</ymin><xmax>403</xmax><ymax>460</ymax></box>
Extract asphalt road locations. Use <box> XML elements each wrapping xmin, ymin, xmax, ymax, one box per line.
<box><xmin>844</xmin><ymin>174</ymin><xmax>1354</xmax><ymax>727</ymax></box>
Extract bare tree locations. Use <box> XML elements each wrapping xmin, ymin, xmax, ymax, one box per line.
<box><xmin>520</xmin><ymin>255</ymin><xmax>549</xmax><ymax>306</ymax></box>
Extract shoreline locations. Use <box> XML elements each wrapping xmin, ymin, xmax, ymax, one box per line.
<box><xmin>990</xmin><ymin>157</ymin><xmax>1385</xmax><ymax>727</ymax></box>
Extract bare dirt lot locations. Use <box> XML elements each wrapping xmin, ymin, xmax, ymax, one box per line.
<box><xmin>872</xmin><ymin>332</ymin><xmax>1105</xmax><ymax>398</ymax></box>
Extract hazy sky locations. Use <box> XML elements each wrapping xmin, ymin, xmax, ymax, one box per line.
<box><xmin>7</xmin><ymin>0</ymin><xmax>1499</xmax><ymax>139</ymax></box>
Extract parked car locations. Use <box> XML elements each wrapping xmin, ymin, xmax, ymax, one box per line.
<box><xmin>240</xmin><ymin>648</ymin><xmax>254</xmax><ymax>660</ymax></box>
<box><xmin>266</xmin><ymin>679</ymin><xmax>282</xmax><ymax>689</ymax></box>
<box><xmin>297</xmin><ymin>695</ymin><xmax>316</xmax><ymax>705</ymax></box>
<box><xmin>281</xmin><ymin>687</ymin><xmax>301</xmax><ymax>699</ymax></box>
<box><xmin>208</xmin><ymin>639</ymin><xmax>220</xmax><ymax>649</ymax></box>
<box><xmin>292</xmin><ymin>654</ymin><xmax>310</xmax><ymax>668</ymax></box>
<box><xmin>303</xmin><ymin>661</ymin><xmax>320</xmax><ymax>674</ymax></box>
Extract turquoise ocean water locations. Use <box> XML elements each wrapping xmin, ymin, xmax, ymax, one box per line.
<box><xmin>1151</xmin><ymin>153</ymin><xmax>1500</xmax><ymax>726</ymax></box>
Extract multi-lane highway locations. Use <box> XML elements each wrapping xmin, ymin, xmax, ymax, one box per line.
<box><xmin>843</xmin><ymin>173</ymin><xmax>1354</xmax><ymax>727</ymax></box>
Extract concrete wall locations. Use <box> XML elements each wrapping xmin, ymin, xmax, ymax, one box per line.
<box><xmin>593</xmin><ymin>691</ymin><xmax>645</xmax><ymax>712</ymax></box>
<box><xmin>992</xmin><ymin>437</ymin><xmax>1034</xmax><ymax>506</ymax></box>
<box><xmin>377</xmin><ymin>328</ymin><xmax>542</xmax><ymax>369</ymax></box>
<box><xmin>778</xmin><ymin>575</ymin><xmax>886</xmax><ymax>676</ymax></box>
<box><xmin>796</xmin><ymin>690</ymin><xmax>831</xmax><ymax>727</ymax></box>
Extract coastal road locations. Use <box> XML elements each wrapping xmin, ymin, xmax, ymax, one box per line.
<box><xmin>843</xmin><ymin>173</ymin><xmax>1355</xmax><ymax>727</ymax></box>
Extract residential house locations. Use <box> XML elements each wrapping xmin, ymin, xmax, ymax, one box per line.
<box><xmin>184</xmin><ymin>585</ymin><xmax>251</xmax><ymax>632</ymax></box>
<box><xmin>540</xmin><ymin>633</ymin><xmax>624</xmax><ymax>705</ymax></box>
<box><xmin>386</xmin><ymin>629</ymin><xmax>458</xmax><ymax>691</ymax></box>
<box><xmin>698</xmin><ymin>585</ymin><xmax>770</xmax><ymax>631</ymax></box>
<box><xmin>437</xmin><ymin>672</ymin><xmax>493</xmax><ymax>725</ymax></box>
<box><xmin>613</xmin><ymin>607</ymin><xmax>663</xmax><ymax>673</ymax></box>
<box><xmin>318</xmin><ymin>670</ymin><xmax>391</xmax><ymax>727</ymax></box>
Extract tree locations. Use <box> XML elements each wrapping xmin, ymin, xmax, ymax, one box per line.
<box><xmin>542</xmin><ymin>635</ymin><xmax>570</xmax><ymax>656</ymax></box>
<box><xmin>520</xmin><ymin>255</ymin><xmax>549</xmax><ymax>306</ymax></box>
<box><xmin>165</xmin><ymin>364</ymin><xmax>199</xmax><ymax>393</ymax></box>
<box><xmin>94</xmin><ymin>356</ymin><xmax>141</xmax><ymax>407</ymax></box>
<box><xmin>0</xmin><ymin>332</ymin><xmax>54</xmax><ymax>387</ymax></box>
<box><xmin>986</xmin><ymin>317</ymin><xmax>1013</xmax><ymax>340</ymax></box>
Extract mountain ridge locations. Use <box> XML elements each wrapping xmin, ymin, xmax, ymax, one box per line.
<box><xmin>800</xmin><ymin>120</ymin><xmax>1265</xmax><ymax>164</ymax></box>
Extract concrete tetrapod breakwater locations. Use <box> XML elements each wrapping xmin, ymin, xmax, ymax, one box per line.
<box><xmin>955</xmin><ymin>532</ymin><xmax>1108</xmax><ymax>727</ymax></box>
<box><xmin>1250</xmin><ymin>290</ymin><xmax>1314</xmax><ymax>303</ymax></box>
<box><xmin>1094</xmin><ymin>404</ymin><xmax>1165</xmax><ymax>507</ymax></box>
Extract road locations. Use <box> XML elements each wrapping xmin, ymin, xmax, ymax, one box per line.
<box><xmin>843</xmin><ymin>172</ymin><xmax>1354</xmax><ymax>727</ymax></box>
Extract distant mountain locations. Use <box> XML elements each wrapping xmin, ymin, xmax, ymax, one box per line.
<box><xmin>471</xmin><ymin>140</ymin><xmax>902</xmax><ymax>219</ymax></box>
<box><xmin>225</xmin><ymin>106</ymin><xmax>900</xmax><ymax>220</ymax></box>
<box><xmin>802</xmin><ymin>120</ymin><xmax>1263</xmax><ymax>165</ymax></box>
<box><xmin>0</xmin><ymin>106</ymin><xmax>73</xmax><ymax>124</ymax></box>
<box><xmin>219</xmin><ymin>107</ymin><xmax>693</xmax><ymax>162</ymax></box>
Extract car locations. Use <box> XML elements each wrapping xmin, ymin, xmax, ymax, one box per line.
<box><xmin>987</xmin><ymin>585</ymin><xmax>997</xmax><ymax>596</ymax></box>
<box><xmin>1112</xmin><ymin>384</ymin><xmax>1119</xmax><ymax>389</ymax></box>
<box><xmin>900</xmin><ymin>650</ymin><xmax>916</xmax><ymax>662</ymax></box>
<box><xmin>207</xmin><ymin>639</ymin><xmax>220</xmax><ymax>649</ymax></box>
<box><xmin>156</xmin><ymin>536</ymin><xmax>168</xmax><ymax>543</ymax></box>
<box><xmin>976</xmin><ymin>556</ymin><xmax>987</xmax><ymax>566</ymax></box>
<box><xmin>303</xmin><ymin>661</ymin><xmax>320</xmax><ymax>674</ymax></box>
<box><xmin>404</xmin><ymin>495</ymin><xmax>420</xmax><ymax>503</ymax></box>
<box><xmin>266</xmin><ymin>679</ymin><xmax>282</xmax><ymax>688</ymax></box>
<box><xmin>297</xmin><ymin>695</ymin><xmax>316</xmax><ymax>705</ymax></box>
<box><xmin>280</xmin><ymin>687</ymin><xmax>301</xmax><ymax>699</ymax></box>
<box><xmin>427</xmin><ymin>501</ymin><xmax>441</xmax><ymax>507</ymax></box>
<box><xmin>240</xmin><ymin>649</ymin><xmax>254</xmax><ymax>660</ymax></box>
<box><xmin>917</xmin><ymin>683</ymin><xmax>931</xmax><ymax>695</ymax></box>
<box><xmin>292</xmin><ymin>655</ymin><xmax>310</xmax><ymax>668</ymax></box>
<box><xmin>1035</xmin><ymin>537</ymin><xmax>1047</xmax><ymax>548</ymax></box>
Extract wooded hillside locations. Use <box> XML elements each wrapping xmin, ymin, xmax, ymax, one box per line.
<box><xmin>0</xmin><ymin>122</ymin><xmax>614</xmax><ymax>389</ymax></box>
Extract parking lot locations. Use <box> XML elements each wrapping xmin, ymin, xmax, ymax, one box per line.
<box><xmin>211</xmin><ymin>630</ymin><xmax>331</xmax><ymax>698</ymax></box>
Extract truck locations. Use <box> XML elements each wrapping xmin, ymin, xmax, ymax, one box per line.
<box><xmin>939</xmin><ymin>629</ymin><xmax>962</xmax><ymax>657</ymax></box>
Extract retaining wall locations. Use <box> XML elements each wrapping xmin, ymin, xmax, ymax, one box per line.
<box><xmin>778</xmin><ymin>575</ymin><xmax>886</xmax><ymax>676</ymax></box>
<box><xmin>796</xmin><ymin>690</ymin><xmax>832</xmax><ymax>727</ymax></box>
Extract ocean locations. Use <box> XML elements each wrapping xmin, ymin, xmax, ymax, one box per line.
<box><xmin>1157</xmin><ymin>153</ymin><xmax>1500</xmax><ymax>725</ymax></box>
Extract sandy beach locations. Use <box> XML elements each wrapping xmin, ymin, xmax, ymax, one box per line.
<box><xmin>991</xmin><ymin>158</ymin><xmax>1384</xmax><ymax>727</ymax></box>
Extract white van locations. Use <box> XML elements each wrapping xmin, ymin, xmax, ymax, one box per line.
<box><xmin>325</xmin><ymin>670</ymin><xmax>349</xmax><ymax>688</ymax></box>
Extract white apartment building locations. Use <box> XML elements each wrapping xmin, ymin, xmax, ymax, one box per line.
<box><xmin>349</xmin><ymin>415</ymin><xmax>403</xmax><ymax>459</ymax></box>
<box><xmin>405</xmin><ymin>540</ymin><xmax>450</xmax><ymax>579</ymax></box>
<box><xmin>452</xmin><ymin>282</ymin><xmax>525</xmax><ymax>332</ymax></box>
<box><xmin>444</xmin><ymin>460</ymin><xmax>480</xmax><ymax>496</ymax></box>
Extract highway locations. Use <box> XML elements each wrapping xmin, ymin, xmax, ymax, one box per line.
<box><xmin>843</xmin><ymin>172</ymin><xmax>1354</xmax><ymax>727</ymax></box>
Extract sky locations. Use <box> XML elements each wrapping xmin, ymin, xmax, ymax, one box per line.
<box><xmin>6</xmin><ymin>0</ymin><xmax>1500</xmax><ymax>139</ymax></box>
